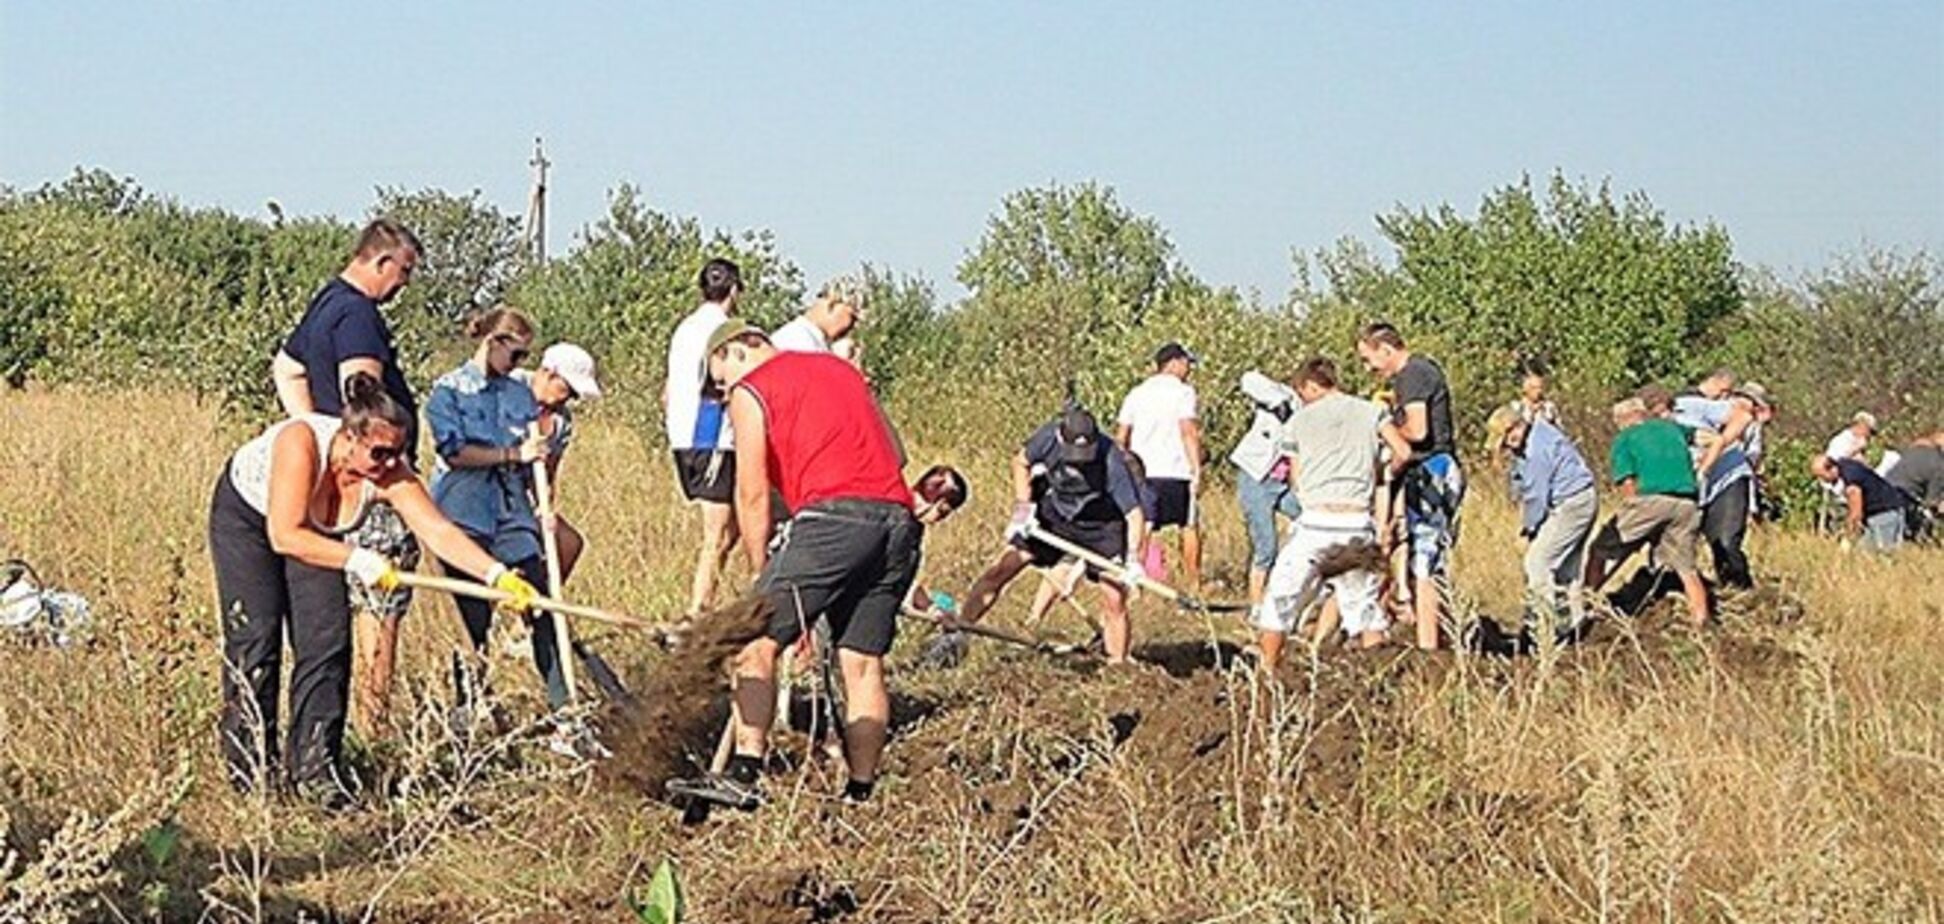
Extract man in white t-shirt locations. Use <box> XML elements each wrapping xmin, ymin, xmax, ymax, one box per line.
<box><xmin>1823</xmin><ymin>411</ymin><xmax>1876</xmax><ymax>464</ymax></box>
<box><xmin>1115</xmin><ymin>342</ymin><xmax>1204</xmax><ymax>590</ymax></box>
<box><xmin>664</xmin><ymin>258</ymin><xmax>744</xmax><ymax>617</ymax></box>
<box><xmin>772</xmin><ymin>274</ymin><xmax>867</xmax><ymax>364</ymax></box>
<box><xmin>1255</xmin><ymin>358</ymin><xmax>1413</xmax><ymax>667</ymax></box>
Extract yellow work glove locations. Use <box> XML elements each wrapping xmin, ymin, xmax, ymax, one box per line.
<box><xmin>485</xmin><ymin>564</ymin><xmax>541</xmax><ymax>617</ymax></box>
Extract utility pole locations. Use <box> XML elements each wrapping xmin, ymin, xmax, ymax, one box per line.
<box><xmin>524</xmin><ymin>137</ymin><xmax>551</xmax><ymax>264</ymax></box>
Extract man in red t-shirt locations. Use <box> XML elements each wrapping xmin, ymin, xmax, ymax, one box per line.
<box><xmin>670</xmin><ymin>322</ymin><xmax>918</xmax><ymax>810</ymax></box>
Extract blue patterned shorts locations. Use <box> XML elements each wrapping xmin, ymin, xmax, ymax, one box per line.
<box><xmin>1404</xmin><ymin>454</ymin><xmax>1465</xmax><ymax>578</ymax></box>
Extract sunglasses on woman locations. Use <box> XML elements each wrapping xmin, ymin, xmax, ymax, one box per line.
<box><xmin>493</xmin><ymin>334</ymin><xmax>532</xmax><ymax>366</ymax></box>
<box><xmin>368</xmin><ymin>443</ymin><xmax>406</xmax><ymax>465</ymax></box>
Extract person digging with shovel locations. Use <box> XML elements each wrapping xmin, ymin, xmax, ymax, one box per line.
<box><xmin>1253</xmin><ymin>358</ymin><xmax>1413</xmax><ymax>669</ymax></box>
<box><xmin>210</xmin><ymin>373</ymin><xmax>541</xmax><ymax>812</ymax></box>
<box><xmin>667</xmin><ymin>322</ymin><xmax>921</xmax><ymax>811</ymax></box>
<box><xmin>947</xmin><ymin>404</ymin><xmax>1149</xmax><ymax>664</ymax></box>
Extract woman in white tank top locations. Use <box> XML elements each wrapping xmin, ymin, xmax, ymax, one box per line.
<box><xmin>208</xmin><ymin>372</ymin><xmax>541</xmax><ymax>808</ymax></box>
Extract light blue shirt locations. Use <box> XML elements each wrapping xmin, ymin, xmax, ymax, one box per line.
<box><xmin>425</xmin><ymin>360</ymin><xmax>542</xmax><ymax>562</ymax></box>
<box><xmin>1672</xmin><ymin>395</ymin><xmax>1753</xmax><ymax>505</ymax></box>
<box><xmin>1510</xmin><ymin>419</ymin><xmax>1596</xmax><ymax>536</ymax></box>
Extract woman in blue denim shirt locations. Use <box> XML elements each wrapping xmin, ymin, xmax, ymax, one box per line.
<box><xmin>425</xmin><ymin>308</ymin><xmax>569</xmax><ymax>713</ymax></box>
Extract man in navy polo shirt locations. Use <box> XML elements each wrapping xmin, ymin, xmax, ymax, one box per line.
<box><xmin>273</xmin><ymin>218</ymin><xmax>422</xmax><ymax>461</ymax></box>
<box><xmin>271</xmin><ymin>217</ymin><xmax>423</xmax><ymax>736</ymax></box>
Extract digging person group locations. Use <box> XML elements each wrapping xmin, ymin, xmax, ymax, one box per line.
<box><xmin>210</xmin><ymin>220</ymin><xmax>1944</xmax><ymax>813</ymax></box>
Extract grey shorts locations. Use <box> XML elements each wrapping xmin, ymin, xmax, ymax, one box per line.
<box><xmin>756</xmin><ymin>499</ymin><xmax>921</xmax><ymax>657</ymax></box>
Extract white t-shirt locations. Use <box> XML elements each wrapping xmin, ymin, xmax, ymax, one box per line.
<box><xmin>1279</xmin><ymin>392</ymin><xmax>1386</xmax><ymax>509</ymax></box>
<box><xmin>771</xmin><ymin>316</ymin><xmax>831</xmax><ymax>354</ymax></box>
<box><xmin>1116</xmin><ymin>373</ymin><xmax>1199</xmax><ymax>481</ymax></box>
<box><xmin>1824</xmin><ymin>428</ymin><xmax>1865</xmax><ymax>462</ymax></box>
<box><xmin>664</xmin><ymin>301</ymin><xmax>732</xmax><ymax>450</ymax></box>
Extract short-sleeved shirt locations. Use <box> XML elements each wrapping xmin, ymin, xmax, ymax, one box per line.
<box><xmin>425</xmin><ymin>360</ymin><xmax>543</xmax><ymax>561</ymax></box>
<box><xmin>665</xmin><ymin>301</ymin><xmax>732</xmax><ymax>450</ymax></box>
<box><xmin>1824</xmin><ymin>428</ymin><xmax>1866</xmax><ymax>461</ymax></box>
<box><xmin>281</xmin><ymin>278</ymin><xmax>419</xmax><ymax>458</ymax></box>
<box><xmin>770</xmin><ymin>316</ymin><xmax>832</xmax><ymax>354</ymax></box>
<box><xmin>1392</xmin><ymin>355</ymin><xmax>1456</xmax><ymax>459</ymax></box>
<box><xmin>735</xmin><ymin>352</ymin><xmax>910</xmax><ymax>513</ymax></box>
<box><xmin>1835</xmin><ymin>458</ymin><xmax>1908</xmax><ymax>516</ymax></box>
<box><xmin>1609</xmin><ymin>419</ymin><xmax>1698</xmax><ymax>498</ymax></box>
<box><xmin>1886</xmin><ymin>444</ymin><xmax>1944</xmax><ymax>507</ymax></box>
<box><xmin>1115</xmin><ymin>374</ymin><xmax>1199</xmax><ymax>480</ymax></box>
<box><xmin>1671</xmin><ymin>395</ymin><xmax>1753</xmax><ymax>504</ymax></box>
<box><xmin>1278</xmin><ymin>391</ymin><xmax>1386</xmax><ymax>509</ymax></box>
<box><xmin>1023</xmin><ymin>423</ymin><xmax>1143</xmax><ymax>526</ymax></box>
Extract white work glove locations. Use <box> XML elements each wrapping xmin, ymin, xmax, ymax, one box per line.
<box><xmin>345</xmin><ymin>547</ymin><xmax>400</xmax><ymax>591</ymax></box>
<box><xmin>1117</xmin><ymin>557</ymin><xmax>1146</xmax><ymax>594</ymax></box>
<box><xmin>510</xmin><ymin>428</ymin><xmax>549</xmax><ymax>465</ymax></box>
<box><xmin>1005</xmin><ymin>502</ymin><xmax>1036</xmax><ymax>542</ymax></box>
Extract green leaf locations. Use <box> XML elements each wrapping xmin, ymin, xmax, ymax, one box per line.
<box><xmin>630</xmin><ymin>859</ymin><xmax>684</xmax><ymax>924</ymax></box>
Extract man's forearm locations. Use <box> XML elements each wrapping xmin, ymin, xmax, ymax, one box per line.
<box><xmin>737</xmin><ymin>494</ymin><xmax>772</xmax><ymax>569</ymax></box>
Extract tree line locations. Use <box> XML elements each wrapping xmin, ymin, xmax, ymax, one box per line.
<box><xmin>2</xmin><ymin>167</ymin><xmax>1938</xmax><ymax>524</ymax></box>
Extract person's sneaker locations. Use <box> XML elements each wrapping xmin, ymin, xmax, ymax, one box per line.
<box><xmin>667</xmin><ymin>772</ymin><xmax>765</xmax><ymax>811</ymax></box>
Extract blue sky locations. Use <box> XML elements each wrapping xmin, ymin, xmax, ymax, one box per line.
<box><xmin>3</xmin><ymin>2</ymin><xmax>1939</xmax><ymax>302</ymax></box>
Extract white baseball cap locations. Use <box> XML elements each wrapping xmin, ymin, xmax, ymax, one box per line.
<box><xmin>540</xmin><ymin>343</ymin><xmax>603</xmax><ymax>400</ymax></box>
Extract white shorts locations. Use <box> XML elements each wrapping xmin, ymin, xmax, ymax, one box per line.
<box><xmin>1253</xmin><ymin>511</ymin><xmax>1383</xmax><ymax>636</ymax></box>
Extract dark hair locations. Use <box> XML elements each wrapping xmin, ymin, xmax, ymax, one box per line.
<box><xmin>1357</xmin><ymin>322</ymin><xmax>1406</xmax><ymax>350</ymax></box>
<box><xmin>698</xmin><ymin>258</ymin><xmax>743</xmax><ymax>302</ymax></box>
<box><xmin>917</xmin><ymin>464</ymin><xmax>970</xmax><ymax>510</ymax></box>
<box><xmin>353</xmin><ymin>218</ymin><xmax>421</xmax><ymax>260</ymax></box>
<box><xmin>463</xmin><ymin>305</ymin><xmax>535</xmax><ymax>341</ymax></box>
<box><xmin>1519</xmin><ymin>357</ymin><xmax>1551</xmax><ymax>380</ymax></box>
<box><xmin>1295</xmin><ymin>356</ymin><xmax>1340</xmax><ymax>389</ymax></box>
<box><xmin>342</xmin><ymin>372</ymin><xmax>412</xmax><ymax>437</ymax></box>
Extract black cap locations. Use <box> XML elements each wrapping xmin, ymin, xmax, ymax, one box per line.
<box><xmin>1056</xmin><ymin>406</ymin><xmax>1101</xmax><ymax>463</ymax></box>
<box><xmin>1154</xmin><ymin>341</ymin><xmax>1198</xmax><ymax>368</ymax></box>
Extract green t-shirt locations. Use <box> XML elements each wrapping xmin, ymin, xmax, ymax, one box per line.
<box><xmin>1609</xmin><ymin>419</ymin><xmax>1698</xmax><ymax>498</ymax></box>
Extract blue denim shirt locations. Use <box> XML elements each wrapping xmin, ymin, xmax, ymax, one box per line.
<box><xmin>426</xmin><ymin>360</ymin><xmax>542</xmax><ymax>562</ymax></box>
<box><xmin>1510</xmin><ymin>420</ymin><xmax>1596</xmax><ymax>536</ymax></box>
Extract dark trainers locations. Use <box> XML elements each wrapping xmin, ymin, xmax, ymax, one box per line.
<box><xmin>667</xmin><ymin>773</ymin><xmax>765</xmax><ymax>811</ymax></box>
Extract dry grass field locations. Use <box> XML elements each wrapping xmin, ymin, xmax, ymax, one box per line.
<box><xmin>1</xmin><ymin>387</ymin><xmax>1941</xmax><ymax>922</ymax></box>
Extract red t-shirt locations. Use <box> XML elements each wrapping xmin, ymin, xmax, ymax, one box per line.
<box><xmin>736</xmin><ymin>352</ymin><xmax>911</xmax><ymax>512</ymax></box>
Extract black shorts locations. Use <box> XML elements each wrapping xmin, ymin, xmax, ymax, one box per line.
<box><xmin>756</xmin><ymin>499</ymin><xmax>920</xmax><ymax>656</ymax></box>
<box><xmin>1149</xmin><ymin>478</ymin><xmax>1196</xmax><ymax>528</ymax></box>
<box><xmin>1010</xmin><ymin>517</ymin><xmax>1127</xmax><ymax>578</ymax></box>
<box><xmin>672</xmin><ymin>449</ymin><xmax>735</xmax><ymax>503</ymax></box>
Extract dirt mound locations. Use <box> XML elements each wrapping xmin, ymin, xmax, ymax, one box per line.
<box><xmin>596</xmin><ymin>595</ymin><xmax>773</xmax><ymax>797</ymax></box>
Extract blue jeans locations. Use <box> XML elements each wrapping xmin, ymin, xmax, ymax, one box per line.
<box><xmin>1237</xmin><ymin>471</ymin><xmax>1301</xmax><ymax>571</ymax></box>
<box><xmin>1861</xmin><ymin>508</ymin><xmax>1904</xmax><ymax>552</ymax></box>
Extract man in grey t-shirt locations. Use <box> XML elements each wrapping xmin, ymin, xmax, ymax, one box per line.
<box><xmin>1253</xmin><ymin>358</ymin><xmax>1412</xmax><ymax>667</ymax></box>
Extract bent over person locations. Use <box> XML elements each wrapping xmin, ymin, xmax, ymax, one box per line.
<box><xmin>953</xmin><ymin>405</ymin><xmax>1150</xmax><ymax>663</ymax></box>
<box><xmin>1254</xmin><ymin>358</ymin><xmax>1411</xmax><ymax>668</ymax></box>
<box><xmin>672</xmin><ymin>323</ymin><xmax>919</xmax><ymax>809</ymax></box>
<box><xmin>209</xmin><ymin>374</ymin><xmax>539</xmax><ymax>810</ymax></box>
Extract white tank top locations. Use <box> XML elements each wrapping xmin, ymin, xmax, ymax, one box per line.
<box><xmin>227</xmin><ymin>415</ymin><xmax>374</xmax><ymax>534</ymax></box>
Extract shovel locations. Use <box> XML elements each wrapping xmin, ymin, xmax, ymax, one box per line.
<box><xmin>1019</xmin><ymin>523</ymin><xmax>1250</xmax><ymax>614</ymax></box>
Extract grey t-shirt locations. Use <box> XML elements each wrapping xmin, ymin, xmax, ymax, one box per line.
<box><xmin>1279</xmin><ymin>391</ymin><xmax>1387</xmax><ymax>509</ymax></box>
<box><xmin>1887</xmin><ymin>444</ymin><xmax>1944</xmax><ymax>507</ymax></box>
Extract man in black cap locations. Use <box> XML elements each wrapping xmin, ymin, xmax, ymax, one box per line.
<box><xmin>952</xmin><ymin>405</ymin><xmax>1149</xmax><ymax>663</ymax></box>
<box><xmin>1115</xmin><ymin>342</ymin><xmax>1205</xmax><ymax>590</ymax></box>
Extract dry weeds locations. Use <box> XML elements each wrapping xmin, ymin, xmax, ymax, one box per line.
<box><xmin>0</xmin><ymin>387</ymin><xmax>1939</xmax><ymax>922</ymax></box>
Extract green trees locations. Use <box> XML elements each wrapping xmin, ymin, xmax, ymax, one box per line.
<box><xmin>1309</xmin><ymin>173</ymin><xmax>1742</xmax><ymax>431</ymax></box>
<box><xmin>0</xmin><ymin>165</ymin><xmax>1935</xmax><ymax>480</ymax></box>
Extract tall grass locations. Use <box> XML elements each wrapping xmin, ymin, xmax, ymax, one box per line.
<box><xmin>0</xmin><ymin>387</ymin><xmax>1939</xmax><ymax>921</ymax></box>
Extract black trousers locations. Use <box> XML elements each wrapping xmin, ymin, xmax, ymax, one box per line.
<box><xmin>445</xmin><ymin>553</ymin><xmax>568</xmax><ymax>711</ymax></box>
<box><xmin>1701</xmin><ymin>479</ymin><xmax>1753</xmax><ymax>589</ymax></box>
<box><xmin>209</xmin><ymin>470</ymin><xmax>353</xmax><ymax>791</ymax></box>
